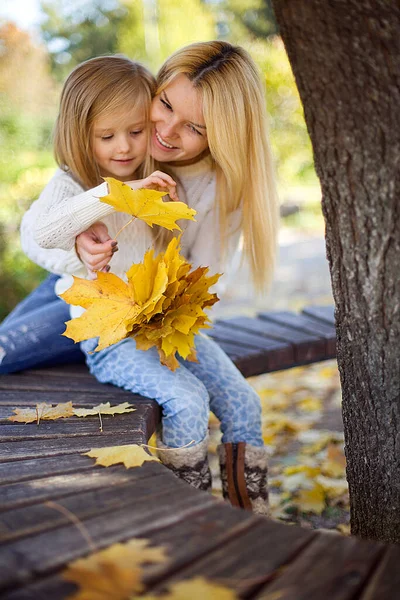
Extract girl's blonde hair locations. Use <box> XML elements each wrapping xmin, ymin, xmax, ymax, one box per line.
<box><xmin>157</xmin><ymin>41</ymin><xmax>279</xmax><ymax>290</ymax></box>
<box><xmin>54</xmin><ymin>55</ymin><xmax>156</xmax><ymax>189</ymax></box>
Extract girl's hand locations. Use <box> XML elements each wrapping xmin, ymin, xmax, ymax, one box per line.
<box><xmin>75</xmin><ymin>222</ymin><xmax>118</xmax><ymax>279</ymax></box>
<box><xmin>127</xmin><ymin>171</ymin><xmax>179</xmax><ymax>201</ymax></box>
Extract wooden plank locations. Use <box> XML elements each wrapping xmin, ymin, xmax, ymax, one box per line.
<box><xmin>0</xmin><ymin>462</ymin><xmax>161</xmax><ymax>513</ymax></box>
<box><xmin>210</xmin><ymin>324</ymin><xmax>294</xmax><ymax>372</ymax></box>
<box><xmin>0</xmin><ymin>465</ymin><xmax>170</xmax><ymax>542</ymax></box>
<box><xmin>0</xmin><ymin>374</ymin><xmax>131</xmax><ymax>393</ymax></box>
<box><xmin>258</xmin><ymin>311</ymin><xmax>336</xmax><ymax>356</ymax></box>
<box><xmin>210</xmin><ymin>323</ymin><xmax>293</xmax><ymax>353</ymax></box>
<box><xmin>20</xmin><ymin>364</ymin><xmax>90</xmax><ymax>378</ymax></box>
<box><xmin>0</xmin><ymin>454</ymin><xmax>99</xmax><ymax>485</ymax></box>
<box><xmin>0</xmin><ymin>405</ymin><xmax>152</xmax><ymax>441</ymax></box>
<box><xmin>0</xmin><ymin>390</ymin><xmax>156</xmax><ymax>409</ymax></box>
<box><xmin>302</xmin><ymin>305</ymin><xmax>335</xmax><ymax>326</ymax></box>
<box><xmin>359</xmin><ymin>546</ymin><xmax>400</xmax><ymax>600</ymax></box>
<box><xmin>254</xmin><ymin>532</ymin><xmax>385</xmax><ymax>600</ymax></box>
<box><xmin>0</xmin><ymin>503</ymin><xmax>258</xmax><ymax>600</ymax></box>
<box><xmin>0</xmin><ymin>432</ymin><xmax>150</xmax><ymax>463</ymax></box>
<box><xmin>0</xmin><ymin>477</ymin><xmax>217</xmax><ymax>592</ymax></box>
<box><xmin>143</xmin><ymin>514</ymin><xmax>316</xmax><ymax>596</ymax></box>
<box><xmin>211</xmin><ymin>340</ymin><xmax>292</xmax><ymax>378</ymax></box>
<box><xmin>217</xmin><ymin>316</ymin><xmax>327</xmax><ymax>364</ymax></box>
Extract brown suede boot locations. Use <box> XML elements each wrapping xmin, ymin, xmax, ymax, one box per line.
<box><xmin>156</xmin><ymin>435</ymin><xmax>212</xmax><ymax>491</ymax></box>
<box><xmin>217</xmin><ymin>442</ymin><xmax>269</xmax><ymax>515</ymax></box>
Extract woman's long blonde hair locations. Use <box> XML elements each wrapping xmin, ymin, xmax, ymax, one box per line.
<box><xmin>157</xmin><ymin>41</ymin><xmax>279</xmax><ymax>290</ymax></box>
<box><xmin>54</xmin><ymin>55</ymin><xmax>156</xmax><ymax>189</ymax></box>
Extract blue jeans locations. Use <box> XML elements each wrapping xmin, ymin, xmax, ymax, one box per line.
<box><xmin>0</xmin><ymin>274</ymin><xmax>84</xmax><ymax>374</ymax></box>
<box><xmin>82</xmin><ymin>333</ymin><xmax>263</xmax><ymax>448</ymax></box>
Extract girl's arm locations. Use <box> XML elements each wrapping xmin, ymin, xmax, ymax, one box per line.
<box><xmin>33</xmin><ymin>174</ymin><xmax>114</xmax><ymax>252</ymax></box>
<box><xmin>20</xmin><ymin>198</ymin><xmax>86</xmax><ymax>275</ymax></box>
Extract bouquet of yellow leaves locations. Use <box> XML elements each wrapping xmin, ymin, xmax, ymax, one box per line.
<box><xmin>61</xmin><ymin>237</ymin><xmax>221</xmax><ymax>370</ymax></box>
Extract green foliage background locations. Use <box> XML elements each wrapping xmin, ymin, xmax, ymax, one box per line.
<box><xmin>0</xmin><ymin>0</ymin><xmax>321</xmax><ymax>321</ymax></box>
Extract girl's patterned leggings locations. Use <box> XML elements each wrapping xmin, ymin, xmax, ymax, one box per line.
<box><xmin>81</xmin><ymin>333</ymin><xmax>263</xmax><ymax>448</ymax></box>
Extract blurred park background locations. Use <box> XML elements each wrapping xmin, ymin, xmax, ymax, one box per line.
<box><xmin>0</xmin><ymin>0</ymin><xmax>329</xmax><ymax>321</ymax></box>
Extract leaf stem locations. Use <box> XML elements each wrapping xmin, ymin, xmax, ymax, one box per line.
<box><xmin>98</xmin><ymin>410</ymin><xmax>103</xmax><ymax>432</ymax></box>
<box><xmin>115</xmin><ymin>216</ymin><xmax>137</xmax><ymax>239</ymax></box>
<box><xmin>46</xmin><ymin>501</ymin><xmax>96</xmax><ymax>551</ymax></box>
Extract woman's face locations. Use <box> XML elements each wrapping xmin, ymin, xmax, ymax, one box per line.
<box><xmin>150</xmin><ymin>74</ymin><xmax>209</xmax><ymax>165</ymax></box>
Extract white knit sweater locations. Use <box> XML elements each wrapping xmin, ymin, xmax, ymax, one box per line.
<box><xmin>21</xmin><ymin>156</ymin><xmax>242</xmax><ymax>306</ymax></box>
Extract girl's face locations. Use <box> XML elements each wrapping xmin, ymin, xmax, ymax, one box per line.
<box><xmin>92</xmin><ymin>106</ymin><xmax>147</xmax><ymax>181</ymax></box>
<box><xmin>150</xmin><ymin>74</ymin><xmax>209</xmax><ymax>165</ymax></box>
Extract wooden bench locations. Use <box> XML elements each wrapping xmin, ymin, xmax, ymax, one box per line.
<box><xmin>2</xmin><ymin>305</ymin><xmax>399</xmax><ymax>599</ymax></box>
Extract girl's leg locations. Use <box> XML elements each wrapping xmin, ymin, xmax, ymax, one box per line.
<box><xmin>0</xmin><ymin>296</ymin><xmax>84</xmax><ymax>374</ymax></box>
<box><xmin>181</xmin><ymin>333</ymin><xmax>269</xmax><ymax>514</ymax></box>
<box><xmin>1</xmin><ymin>275</ymin><xmax>61</xmax><ymax>325</ymax></box>
<box><xmin>82</xmin><ymin>337</ymin><xmax>210</xmax><ymax>447</ymax></box>
<box><xmin>82</xmin><ymin>337</ymin><xmax>212</xmax><ymax>490</ymax></box>
<box><xmin>181</xmin><ymin>333</ymin><xmax>263</xmax><ymax>446</ymax></box>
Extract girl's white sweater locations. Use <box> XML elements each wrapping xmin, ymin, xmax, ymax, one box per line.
<box><xmin>20</xmin><ymin>155</ymin><xmax>242</xmax><ymax>307</ymax></box>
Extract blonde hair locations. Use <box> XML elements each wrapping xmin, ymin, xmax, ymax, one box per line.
<box><xmin>54</xmin><ymin>55</ymin><xmax>156</xmax><ymax>189</ymax></box>
<box><xmin>157</xmin><ymin>41</ymin><xmax>279</xmax><ymax>290</ymax></box>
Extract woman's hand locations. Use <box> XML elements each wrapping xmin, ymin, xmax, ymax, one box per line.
<box><xmin>127</xmin><ymin>171</ymin><xmax>179</xmax><ymax>201</ymax></box>
<box><xmin>75</xmin><ymin>222</ymin><xmax>118</xmax><ymax>279</ymax></box>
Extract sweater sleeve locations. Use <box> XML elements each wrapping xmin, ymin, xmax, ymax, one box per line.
<box><xmin>20</xmin><ymin>199</ymin><xmax>86</xmax><ymax>275</ymax></box>
<box><xmin>32</xmin><ymin>173</ymin><xmax>114</xmax><ymax>251</ymax></box>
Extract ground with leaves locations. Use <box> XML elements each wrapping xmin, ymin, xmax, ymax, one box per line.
<box><xmin>209</xmin><ymin>359</ymin><xmax>349</xmax><ymax>534</ymax></box>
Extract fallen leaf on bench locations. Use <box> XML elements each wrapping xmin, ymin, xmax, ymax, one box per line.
<box><xmin>85</xmin><ymin>444</ymin><xmax>160</xmax><ymax>468</ymax></box>
<box><xmin>8</xmin><ymin>401</ymin><xmax>74</xmax><ymax>424</ymax></box>
<box><xmin>73</xmin><ymin>402</ymin><xmax>135</xmax><ymax>417</ymax></box>
<box><xmin>100</xmin><ymin>177</ymin><xmax>197</xmax><ymax>231</ymax></box>
<box><xmin>63</xmin><ymin>538</ymin><xmax>167</xmax><ymax>599</ymax></box>
<box><xmin>141</xmin><ymin>576</ymin><xmax>237</xmax><ymax>600</ymax></box>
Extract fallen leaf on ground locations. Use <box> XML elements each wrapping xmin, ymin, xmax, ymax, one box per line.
<box><xmin>85</xmin><ymin>444</ymin><xmax>160</xmax><ymax>468</ymax></box>
<box><xmin>64</xmin><ymin>538</ymin><xmax>167</xmax><ymax>600</ymax></box>
<box><xmin>100</xmin><ymin>178</ymin><xmax>196</xmax><ymax>231</ymax></box>
<box><xmin>8</xmin><ymin>401</ymin><xmax>74</xmax><ymax>423</ymax></box>
<box><xmin>73</xmin><ymin>402</ymin><xmax>135</xmax><ymax>417</ymax></box>
<box><xmin>142</xmin><ymin>577</ymin><xmax>237</xmax><ymax>600</ymax></box>
<box><xmin>294</xmin><ymin>484</ymin><xmax>326</xmax><ymax>514</ymax></box>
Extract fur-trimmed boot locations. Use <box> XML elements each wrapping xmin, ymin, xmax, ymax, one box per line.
<box><xmin>156</xmin><ymin>435</ymin><xmax>212</xmax><ymax>491</ymax></box>
<box><xmin>217</xmin><ymin>442</ymin><xmax>269</xmax><ymax>515</ymax></box>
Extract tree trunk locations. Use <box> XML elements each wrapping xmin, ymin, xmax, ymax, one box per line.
<box><xmin>271</xmin><ymin>0</ymin><xmax>400</xmax><ymax>543</ymax></box>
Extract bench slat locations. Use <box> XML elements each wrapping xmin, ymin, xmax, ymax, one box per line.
<box><xmin>0</xmin><ymin>462</ymin><xmax>161</xmax><ymax>513</ymax></box>
<box><xmin>258</xmin><ymin>311</ymin><xmax>336</xmax><ymax>356</ymax></box>
<box><xmin>302</xmin><ymin>305</ymin><xmax>335</xmax><ymax>326</ymax></box>
<box><xmin>216</xmin><ymin>316</ymin><xmax>327</xmax><ymax>364</ymax></box>
<box><xmin>0</xmin><ymin>478</ymin><xmax>217</xmax><ymax>593</ymax></box>
<box><xmin>254</xmin><ymin>532</ymin><xmax>384</xmax><ymax>600</ymax></box>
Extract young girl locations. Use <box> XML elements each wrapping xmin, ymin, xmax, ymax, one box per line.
<box><xmin>11</xmin><ymin>42</ymin><xmax>279</xmax><ymax>515</ymax></box>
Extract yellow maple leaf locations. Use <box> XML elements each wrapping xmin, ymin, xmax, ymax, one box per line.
<box><xmin>100</xmin><ymin>177</ymin><xmax>196</xmax><ymax>231</ymax></box>
<box><xmin>142</xmin><ymin>577</ymin><xmax>237</xmax><ymax>600</ymax></box>
<box><xmin>73</xmin><ymin>402</ymin><xmax>135</xmax><ymax>417</ymax></box>
<box><xmin>85</xmin><ymin>444</ymin><xmax>160</xmax><ymax>468</ymax></box>
<box><xmin>295</xmin><ymin>484</ymin><xmax>326</xmax><ymax>514</ymax></box>
<box><xmin>64</xmin><ymin>538</ymin><xmax>167</xmax><ymax>600</ymax></box>
<box><xmin>61</xmin><ymin>272</ymin><xmax>141</xmax><ymax>351</ymax></box>
<box><xmin>8</xmin><ymin>401</ymin><xmax>74</xmax><ymax>424</ymax></box>
<box><xmin>62</xmin><ymin>237</ymin><xmax>221</xmax><ymax>369</ymax></box>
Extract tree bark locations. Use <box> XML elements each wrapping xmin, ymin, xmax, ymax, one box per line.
<box><xmin>271</xmin><ymin>0</ymin><xmax>400</xmax><ymax>543</ymax></box>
